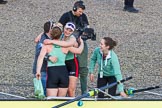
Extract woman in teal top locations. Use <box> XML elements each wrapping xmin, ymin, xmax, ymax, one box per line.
<box><xmin>89</xmin><ymin>37</ymin><xmax>127</xmax><ymax>98</ymax></box>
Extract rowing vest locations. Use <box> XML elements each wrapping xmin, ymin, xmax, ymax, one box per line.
<box><xmin>48</xmin><ymin>44</ymin><xmax>66</xmax><ymax>67</ymax></box>
<box><xmin>60</xmin><ymin>34</ymin><xmax>75</xmax><ymax>61</ymax></box>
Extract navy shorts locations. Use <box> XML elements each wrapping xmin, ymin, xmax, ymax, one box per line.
<box><xmin>46</xmin><ymin>66</ymin><xmax>69</xmax><ymax>88</ymax></box>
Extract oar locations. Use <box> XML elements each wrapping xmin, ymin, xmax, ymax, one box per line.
<box><xmin>125</xmin><ymin>86</ymin><xmax>160</xmax><ymax>95</ymax></box>
<box><xmin>113</xmin><ymin>86</ymin><xmax>160</xmax><ymax>97</ymax></box>
<box><xmin>52</xmin><ymin>76</ymin><xmax>132</xmax><ymax>108</ymax></box>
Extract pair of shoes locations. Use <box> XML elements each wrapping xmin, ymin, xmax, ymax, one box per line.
<box><xmin>0</xmin><ymin>0</ymin><xmax>7</xmax><ymax>4</ymax></box>
<box><xmin>123</xmin><ymin>6</ymin><xmax>139</xmax><ymax>13</ymax></box>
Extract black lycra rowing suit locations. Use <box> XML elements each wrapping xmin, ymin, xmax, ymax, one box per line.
<box><xmin>47</xmin><ymin>44</ymin><xmax>69</xmax><ymax>88</ymax></box>
<box><xmin>61</xmin><ymin>34</ymin><xmax>79</xmax><ymax>77</ymax></box>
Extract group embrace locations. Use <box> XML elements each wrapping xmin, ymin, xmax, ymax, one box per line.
<box><xmin>33</xmin><ymin>0</ymin><xmax>131</xmax><ymax>98</ymax></box>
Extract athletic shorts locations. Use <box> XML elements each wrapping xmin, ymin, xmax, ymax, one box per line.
<box><xmin>65</xmin><ymin>57</ymin><xmax>79</xmax><ymax>77</ymax></box>
<box><xmin>46</xmin><ymin>66</ymin><xmax>69</xmax><ymax>88</ymax></box>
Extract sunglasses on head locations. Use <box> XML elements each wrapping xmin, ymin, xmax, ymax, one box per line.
<box><xmin>67</xmin><ymin>23</ymin><xmax>75</xmax><ymax>29</ymax></box>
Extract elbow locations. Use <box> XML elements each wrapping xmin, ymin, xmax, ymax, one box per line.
<box><xmin>78</xmin><ymin>48</ymin><xmax>84</xmax><ymax>54</ymax></box>
<box><xmin>75</xmin><ymin>47</ymin><xmax>83</xmax><ymax>54</ymax></box>
<box><xmin>75</xmin><ymin>51</ymin><xmax>82</xmax><ymax>54</ymax></box>
<box><xmin>75</xmin><ymin>49</ymin><xmax>83</xmax><ymax>54</ymax></box>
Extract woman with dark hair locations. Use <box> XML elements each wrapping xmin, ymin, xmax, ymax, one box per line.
<box><xmin>89</xmin><ymin>37</ymin><xmax>127</xmax><ymax>98</ymax></box>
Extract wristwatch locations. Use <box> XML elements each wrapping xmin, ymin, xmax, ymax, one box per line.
<box><xmin>45</xmin><ymin>55</ymin><xmax>51</xmax><ymax>61</ymax></box>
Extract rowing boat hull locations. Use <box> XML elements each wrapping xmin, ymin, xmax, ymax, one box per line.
<box><xmin>1</xmin><ymin>101</ymin><xmax>162</xmax><ymax>108</ymax></box>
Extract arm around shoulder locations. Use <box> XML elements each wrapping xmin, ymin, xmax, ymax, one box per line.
<box><xmin>53</xmin><ymin>37</ymin><xmax>76</xmax><ymax>47</ymax></box>
<box><xmin>68</xmin><ymin>37</ymin><xmax>84</xmax><ymax>54</ymax></box>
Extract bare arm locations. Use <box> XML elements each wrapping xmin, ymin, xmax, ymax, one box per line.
<box><xmin>36</xmin><ymin>45</ymin><xmax>48</xmax><ymax>79</ymax></box>
<box><xmin>44</xmin><ymin>36</ymin><xmax>76</xmax><ymax>47</ymax></box>
<box><xmin>68</xmin><ymin>37</ymin><xmax>84</xmax><ymax>54</ymax></box>
<box><xmin>34</xmin><ymin>32</ymin><xmax>43</xmax><ymax>43</ymax></box>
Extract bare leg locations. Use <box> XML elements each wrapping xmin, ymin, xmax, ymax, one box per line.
<box><xmin>58</xmin><ymin>88</ymin><xmax>68</xmax><ymax>97</ymax></box>
<box><xmin>68</xmin><ymin>76</ymin><xmax>78</xmax><ymax>97</ymax></box>
<box><xmin>46</xmin><ymin>88</ymin><xmax>58</xmax><ymax>97</ymax></box>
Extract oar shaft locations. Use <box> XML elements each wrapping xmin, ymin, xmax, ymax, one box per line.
<box><xmin>52</xmin><ymin>94</ymin><xmax>89</xmax><ymax>108</ymax></box>
<box><xmin>133</xmin><ymin>86</ymin><xmax>160</xmax><ymax>93</ymax></box>
<box><xmin>99</xmin><ymin>76</ymin><xmax>132</xmax><ymax>92</ymax></box>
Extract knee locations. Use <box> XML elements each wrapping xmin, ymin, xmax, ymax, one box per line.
<box><xmin>68</xmin><ymin>84</ymin><xmax>76</xmax><ymax>90</ymax></box>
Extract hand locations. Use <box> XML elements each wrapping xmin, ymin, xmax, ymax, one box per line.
<box><xmin>79</xmin><ymin>36</ymin><xmax>83</xmax><ymax>43</ymax></box>
<box><xmin>49</xmin><ymin>56</ymin><xmax>58</xmax><ymax>63</ymax></box>
<box><xmin>77</xmin><ymin>36</ymin><xmax>83</xmax><ymax>44</ymax></box>
<box><xmin>120</xmin><ymin>91</ymin><xmax>128</xmax><ymax>98</ymax></box>
<box><xmin>89</xmin><ymin>74</ymin><xmax>94</xmax><ymax>82</ymax></box>
<box><xmin>74</xmin><ymin>42</ymin><xmax>78</xmax><ymax>48</ymax></box>
<box><xmin>36</xmin><ymin>72</ymin><xmax>41</xmax><ymax>80</ymax></box>
<box><xmin>43</xmin><ymin>39</ymin><xmax>53</xmax><ymax>45</ymax></box>
<box><xmin>34</xmin><ymin>37</ymin><xmax>40</xmax><ymax>43</ymax></box>
<box><xmin>34</xmin><ymin>33</ymin><xmax>42</xmax><ymax>43</ymax></box>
